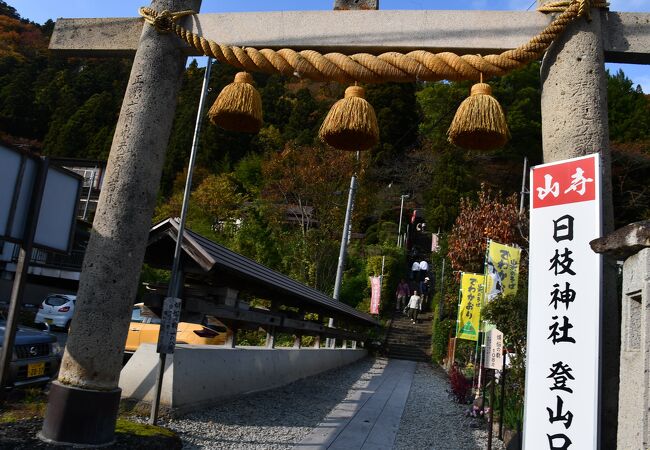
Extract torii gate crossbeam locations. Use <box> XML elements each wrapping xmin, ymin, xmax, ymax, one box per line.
<box><xmin>50</xmin><ymin>10</ymin><xmax>650</xmax><ymax>63</ymax></box>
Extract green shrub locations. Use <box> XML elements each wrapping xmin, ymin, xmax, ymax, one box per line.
<box><xmin>340</xmin><ymin>267</ymin><xmax>368</xmax><ymax>309</ymax></box>
<box><xmin>482</xmin><ymin>283</ymin><xmax>528</xmax><ymax>431</ymax></box>
<box><xmin>431</xmin><ymin>316</ymin><xmax>455</xmax><ymax>363</ymax></box>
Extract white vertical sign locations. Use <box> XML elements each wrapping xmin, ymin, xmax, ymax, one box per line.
<box><xmin>485</xmin><ymin>328</ymin><xmax>504</xmax><ymax>371</ymax></box>
<box><xmin>157</xmin><ymin>297</ymin><xmax>182</xmax><ymax>354</ymax></box>
<box><xmin>524</xmin><ymin>154</ymin><xmax>602</xmax><ymax>450</ymax></box>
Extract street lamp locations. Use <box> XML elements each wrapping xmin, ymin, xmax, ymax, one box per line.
<box><xmin>397</xmin><ymin>194</ymin><xmax>409</xmax><ymax>247</ymax></box>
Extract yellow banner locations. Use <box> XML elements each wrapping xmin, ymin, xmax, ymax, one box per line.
<box><xmin>457</xmin><ymin>273</ymin><xmax>485</xmax><ymax>341</ymax></box>
<box><xmin>485</xmin><ymin>241</ymin><xmax>521</xmax><ymax>301</ymax></box>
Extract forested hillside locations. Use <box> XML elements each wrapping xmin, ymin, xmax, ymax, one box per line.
<box><xmin>1</xmin><ymin>1</ymin><xmax>649</xmax><ymax>308</ymax></box>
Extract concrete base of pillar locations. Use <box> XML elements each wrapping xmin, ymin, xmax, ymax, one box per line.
<box><xmin>119</xmin><ymin>344</ymin><xmax>367</xmax><ymax>413</ymax></box>
<box><xmin>39</xmin><ymin>381</ymin><xmax>121</xmax><ymax>446</ymax></box>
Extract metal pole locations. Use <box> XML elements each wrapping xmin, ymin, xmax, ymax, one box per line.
<box><xmin>471</xmin><ymin>342</ymin><xmax>479</xmax><ymax>393</ymax></box>
<box><xmin>438</xmin><ymin>259</ymin><xmax>446</xmax><ymax>321</ymax></box>
<box><xmin>487</xmin><ymin>369</ymin><xmax>496</xmax><ymax>450</ymax></box>
<box><xmin>499</xmin><ymin>351</ymin><xmax>507</xmax><ymax>441</ymax></box>
<box><xmin>329</xmin><ymin>174</ymin><xmax>357</xmax><ymax>347</ymax></box>
<box><xmin>476</xmin><ymin>330</ymin><xmax>485</xmax><ymax>395</ymax></box>
<box><xmin>518</xmin><ymin>156</ymin><xmax>528</xmax><ymax>216</ymax></box>
<box><xmin>396</xmin><ymin>194</ymin><xmax>407</xmax><ymax>247</ymax></box>
<box><xmin>0</xmin><ymin>158</ymin><xmax>48</xmax><ymax>392</ymax></box>
<box><xmin>333</xmin><ymin>175</ymin><xmax>357</xmax><ymax>301</ymax></box>
<box><xmin>82</xmin><ymin>167</ymin><xmax>97</xmax><ymax>221</ymax></box>
<box><xmin>451</xmin><ymin>281</ymin><xmax>462</xmax><ymax>368</ymax></box>
<box><xmin>149</xmin><ymin>57</ymin><xmax>213</xmax><ymax>425</ymax></box>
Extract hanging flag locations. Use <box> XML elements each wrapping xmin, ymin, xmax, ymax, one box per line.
<box><xmin>431</xmin><ymin>233</ymin><xmax>440</xmax><ymax>253</ymax></box>
<box><xmin>369</xmin><ymin>276</ymin><xmax>381</xmax><ymax>314</ymax></box>
<box><xmin>485</xmin><ymin>240</ymin><xmax>521</xmax><ymax>301</ymax></box>
<box><xmin>457</xmin><ymin>273</ymin><xmax>485</xmax><ymax>341</ymax></box>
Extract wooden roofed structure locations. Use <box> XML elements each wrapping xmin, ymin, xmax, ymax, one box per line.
<box><xmin>143</xmin><ymin>218</ymin><xmax>379</xmax><ymax>347</ymax></box>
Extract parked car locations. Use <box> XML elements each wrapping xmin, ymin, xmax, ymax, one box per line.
<box><xmin>34</xmin><ymin>294</ymin><xmax>76</xmax><ymax>330</ymax></box>
<box><xmin>125</xmin><ymin>303</ymin><xmax>228</xmax><ymax>353</ymax></box>
<box><xmin>0</xmin><ymin>319</ymin><xmax>62</xmax><ymax>388</ymax></box>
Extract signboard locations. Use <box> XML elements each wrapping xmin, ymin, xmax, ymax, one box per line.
<box><xmin>0</xmin><ymin>145</ymin><xmax>37</xmax><ymax>241</ymax></box>
<box><xmin>457</xmin><ymin>273</ymin><xmax>484</xmax><ymax>341</ymax></box>
<box><xmin>524</xmin><ymin>154</ymin><xmax>602</xmax><ymax>450</ymax></box>
<box><xmin>369</xmin><ymin>276</ymin><xmax>381</xmax><ymax>314</ymax></box>
<box><xmin>156</xmin><ymin>297</ymin><xmax>182</xmax><ymax>354</ymax></box>
<box><xmin>484</xmin><ymin>328</ymin><xmax>504</xmax><ymax>371</ymax></box>
<box><xmin>34</xmin><ymin>165</ymin><xmax>82</xmax><ymax>252</ymax></box>
<box><xmin>0</xmin><ymin>144</ymin><xmax>81</xmax><ymax>252</ymax></box>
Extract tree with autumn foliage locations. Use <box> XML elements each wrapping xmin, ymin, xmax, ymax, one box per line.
<box><xmin>260</xmin><ymin>143</ymin><xmax>365</xmax><ymax>238</ymax></box>
<box><xmin>447</xmin><ymin>185</ymin><xmax>526</xmax><ymax>275</ymax></box>
<box><xmin>258</xmin><ymin>143</ymin><xmax>371</xmax><ymax>291</ymax></box>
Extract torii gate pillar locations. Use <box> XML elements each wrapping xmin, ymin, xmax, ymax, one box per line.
<box><xmin>40</xmin><ymin>0</ymin><xmax>202</xmax><ymax>446</ymax></box>
<box><xmin>539</xmin><ymin>3</ymin><xmax>618</xmax><ymax>448</ymax></box>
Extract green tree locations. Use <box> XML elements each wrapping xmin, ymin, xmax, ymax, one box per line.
<box><xmin>608</xmin><ymin>69</ymin><xmax>650</xmax><ymax>142</ymax></box>
<box><xmin>366</xmin><ymin>82</ymin><xmax>420</xmax><ymax>159</ymax></box>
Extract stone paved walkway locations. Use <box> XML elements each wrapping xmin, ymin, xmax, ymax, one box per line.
<box><xmin>294</xmin><ymin>359</ymin><xmax>416</xmax><ymax>450</ymax></box>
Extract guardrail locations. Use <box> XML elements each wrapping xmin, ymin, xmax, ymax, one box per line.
<box><xmin>11</xmin><ymin>246</ymin><xmax>84</xmax><ymax>272</ymax></box>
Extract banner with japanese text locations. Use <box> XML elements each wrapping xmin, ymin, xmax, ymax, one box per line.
<box><xmin>524</xmin><ymin>154</ymin><xmax>601</xmax><ymax>450</ymax></box>
<box><xmin>431</xmin><ymin>233</ymin><xmax>440</xmax><ymax>253</ymax></box>
<box><xmin>485</xmin><ymin>240</ymin><xmax>521</xmax><ymax>301</ymax></box>
<box><xmin>457</xmin><ymin>273</ymin><xmax>485</xmax><ymax>341</ymax></box>
<box><xmin>369</xmin><ymin>276</ymin><xmax>381</xmax><ymax>314</ymax></box>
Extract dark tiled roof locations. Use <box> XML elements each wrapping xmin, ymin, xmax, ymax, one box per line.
<box><xmin>148</xmin><ymin>219</ymin><xmax>378</xmax><ymax>326</ymax></box>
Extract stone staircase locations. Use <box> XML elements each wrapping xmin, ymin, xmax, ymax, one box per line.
<box><xmin>384</xmin><ymin>310</ymin><xmax>432</xmax><ymax>362</ymax></box>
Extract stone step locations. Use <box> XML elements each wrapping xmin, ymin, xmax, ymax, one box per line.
<box><xmin>386</xmin><ymin>336</ymin><xmax>430</xmax><ymax>342</ymax></box>
<box><xmin>388</xmin><ymin>332</ymin><xmax>431</xmax><ymax>337</ymax></box>
<box><xmin>389</xmin><ymin>328</ymin><xmax>431</xmax><ymax>333</ymax></box>
<box><xmin>388</xmin><ymin>338</ymin><xmax>430</xmax><ymax>342</ymax></box>
<box><xmin>386</xmin><ymin>342</ymin><xmax>430</xmax><ymax>348</ymax></box>
<box><xmin>385</xmin><ymin>310</ymin><xmax>432</xmax><ymax>363</ymax></box>
<box><xmin>389</xmin><ymin>326</ymin><xmax>431</xmax><ymax>332</ymax></box>
<box><xmin>387</xmin><ymin>343</ymin><xmax>429</xmax><ymax>350</ymax></box>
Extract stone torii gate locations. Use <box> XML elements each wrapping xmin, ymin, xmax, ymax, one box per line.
<box><xmin>39</xmin><ymin>0</ymin><xmax>650</xmax><ymax>446</ymax></box>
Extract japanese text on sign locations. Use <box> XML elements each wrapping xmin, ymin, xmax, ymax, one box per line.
<box><xmin>157</xmin><ymin>296</ymin><xmax>182</xmax><ymax>354</ymax></box>
<box><xmin>457</xmin><ymin>273</ymin><xmax>485</xmax><ymax>341</ymax></box>
<box><xmin>485</xmin><ymin>328</ymin><xmax>504</xmax><ymax>371</ymax></box>
<box><xmin>485</xmin><ymin>241</ymin><xmax>521</xmax><ymax>301</ymax></box>
<box><xmin>524</xmin><ymin>154</ymin><xmax>601</xmax><ymax>450</ymax></box>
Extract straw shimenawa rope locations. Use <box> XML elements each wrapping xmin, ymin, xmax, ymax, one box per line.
<box><xmin>139</xmin><ymin>0</ymin><xmax>607</xmax><ymax>84</ymax></box>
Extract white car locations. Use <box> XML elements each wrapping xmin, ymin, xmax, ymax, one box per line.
<box><xmin>34</xmin><ymin>294</ymin><xmax>77</xmax><ymax>330</ymax></box>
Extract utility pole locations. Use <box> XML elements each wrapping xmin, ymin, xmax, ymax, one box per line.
<box><xmin>397</xmin><ymin>194</ymin><xmax>409</xmax><ymax>247</ymax></box>
<box><xmin>333</xmin><ymin>175</ymin><xmax>357</xmax><ymax>301</ymax></box>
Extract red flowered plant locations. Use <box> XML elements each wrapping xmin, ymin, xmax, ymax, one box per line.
<box><xmin>449</xmin><ymin>364</ymin><xmax>472</xmax><ymax>403</ymax></box>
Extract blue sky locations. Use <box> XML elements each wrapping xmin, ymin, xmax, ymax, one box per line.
<box><xmin>12</xmin><ymin>0</ymin><xmax>650</xmax><ymax>92</ymax></box>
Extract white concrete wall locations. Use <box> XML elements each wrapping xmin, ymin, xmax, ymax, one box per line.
<box><xmin>119</xmin><ymin>344</ymin><xmax>367</xmax><ymax>412</ymax></box>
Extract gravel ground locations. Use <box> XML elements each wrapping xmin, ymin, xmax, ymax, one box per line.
<box><xmin>161</xmin><ymin>357</ymin><xmax>384</xmax><ymax>449</ymax></box>
<box><xmin>160</xmin><ymin>357</ymin><xmax>505</xmax><ymax>449</ymax></box>
<box><xmin>394</xmin><ymin>362</ymin><xmax>506</xmax><ymax>450</ymax></box>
